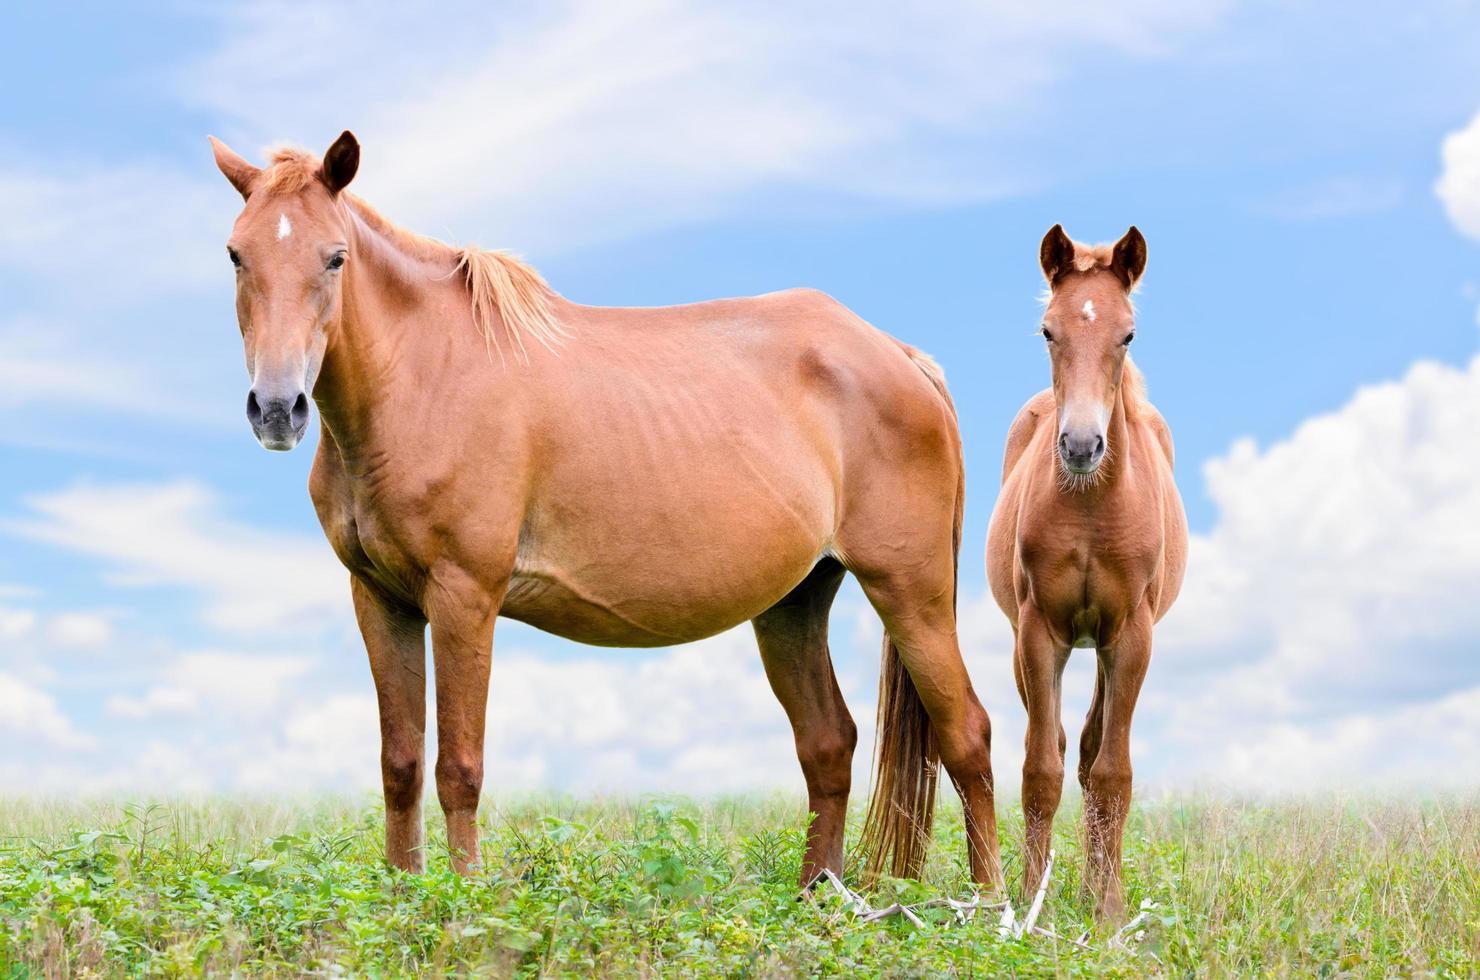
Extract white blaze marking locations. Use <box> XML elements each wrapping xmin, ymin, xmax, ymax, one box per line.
<box><xmin>277</xmin><ymin>213</ymin><xmax>292</xmax><ymax>240</ymax></box>
<box><xmin>1082</xmin><ymin>299</ymin><xmax>1096</xmax><ymax>321</ymax></box>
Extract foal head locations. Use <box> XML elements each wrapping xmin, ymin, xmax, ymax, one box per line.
<box><xmin>1037</xmin><ymin>224</ymin><xmax>1147</xmax><ymax>481</ymax></box>
<box><xmin>210</xmin><ymin>131</ymin><xmax>361</xmax><ymax>451</ymax></box>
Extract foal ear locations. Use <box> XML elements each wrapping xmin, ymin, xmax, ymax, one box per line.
<box><xmin>209</xmin><ymin>136</ymin><xmax>260</xmax><ymax>200</ymax></box>
<box><xmin>1039</xmin><ymin>224</ymin><xmax>1076</xmax><ymax>285</ymax></box>
<box><xmin>321</xmin><ymin>130</ymin><xmax>360</xmax><ymax>196</ymax></box>
<box><xmin>1111</xmin><ymin>226</ymin><xmax>1147</xmax><ymax>290</ymax></box>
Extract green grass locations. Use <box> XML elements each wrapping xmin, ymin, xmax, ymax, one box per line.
<box><xmin>0</xmin><ymin>793</ymin><xmax>1475</xmax><ymax>977</ymax></box>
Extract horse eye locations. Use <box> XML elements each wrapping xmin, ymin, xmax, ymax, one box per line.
<box><xmin>1040</xmin><ymin>326</ymin><xmax>1054</xmax><ymax>343</ymax></box>
<box><xmin>326</xmin><ymin>252</ymin><xmax>346</xmax><ymax>271</ymax></box>
<box><xmin>228</xmin><ymin>248</ymin><xmax>242</xmax><ymax>269</ymax></box>
<box><xmin>1123</xmin><ymin>331</ymin><xmax>1135</xmax><ymax>346</ymax></box>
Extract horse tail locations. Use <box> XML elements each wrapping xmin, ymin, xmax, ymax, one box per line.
<box><xmin>856</xmin><ymin>346</ymin><xmax>961</xmax><ymax>882</ymax></box>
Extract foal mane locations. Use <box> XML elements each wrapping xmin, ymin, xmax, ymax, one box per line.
<box><xmin>260</xmin><ymin>146</ymin><xmax>566</xmax><ymax>364</ymax></box>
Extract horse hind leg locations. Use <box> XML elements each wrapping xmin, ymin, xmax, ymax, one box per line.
<box><xmin>752</xmin><ymin>558</ymin><xmax>854</xmax><ymax>885</ymax></box>
<box><xmin>853</xmin><ymin>567</ymin><xmax>1003</xmax><ymax>890</ymax></box>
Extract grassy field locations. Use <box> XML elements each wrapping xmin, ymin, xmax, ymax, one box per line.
<box><xmin>0</xmin><ymin>793</ymin><xmax>1475</xmax><ymax>977</ymax></box>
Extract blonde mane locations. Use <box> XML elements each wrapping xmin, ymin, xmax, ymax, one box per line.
<box><xmin>257</xmin><ymin>146</ymin><xmax>565</xmax><ymax>364</ymax></box>
<box><xmin>1122</xmin><ymin>355</ymin><xmax>1148</xmax><ymax>419</ymax></box>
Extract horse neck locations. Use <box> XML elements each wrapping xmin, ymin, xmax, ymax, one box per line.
<box><xmin>313</xmin><ymin>203</ymin><xmax>470</xmax><ymax>463</ymax></box>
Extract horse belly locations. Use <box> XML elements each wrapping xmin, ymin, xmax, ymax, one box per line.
<box><xmin>504</xmin><ymin>485</ymin><xmax>835</xmax><ymax>647</ymax></box>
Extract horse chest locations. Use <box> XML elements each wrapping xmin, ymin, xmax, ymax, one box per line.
<box><xmin>1018</xmin><ymin>507</ymin><xmax>1161</xmax><ymax>621</ymax></box>
<box><xmin>311</xmin><ymin>461</ymin><xmax>427</xmax><ymax>606</ymax></box>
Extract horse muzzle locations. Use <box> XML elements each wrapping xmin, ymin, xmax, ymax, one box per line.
<box><xmin>1058</xmin><ymin>429</ymin><xmax>1105</xmax><ymax>475</ymax></box>
<box><xmin>247</xmin><ymin>388</ymin><xmax>310</xmax><ymax>452</ymax></box>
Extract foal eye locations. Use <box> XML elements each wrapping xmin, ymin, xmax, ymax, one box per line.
<box><xmin>1122</xmin><ymin>331</ymin><xmax>1135</xmax><ymax>346</ymax></box>
<box><xmin>326</xmin><ymin>252</ymin><xmax>346</xmax><ymax>271</ymax></box>
<box><xmin>227</xmin><ymin>248</ymin><xmax>242</xmax><ymax>269</ymax></box>
<box><xmin>1040</xmin><ymin>326</ymin><xmax>1054</xmax><ymax>343</ymax></box>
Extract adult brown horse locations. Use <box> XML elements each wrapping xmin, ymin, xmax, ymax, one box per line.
<box><xmin>986</xmin><ymin>226</ymin><xmax>1186</xmax><ymax>918</ymax></box>
<box><xmin>209</xmin><ymin>131</ymin><xmax>1001</xmax><ymax>887</ymax></box>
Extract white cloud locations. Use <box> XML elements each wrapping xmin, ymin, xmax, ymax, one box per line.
<box><xmin>1253</xmin><ymin>175</ymin><xmax>1405</xmax><ymax>221</ymax></box>
<box><xmin>0</xmin><ymin>606</ymin><xmax>38</xmax><ymax>640</ymax></box>
<box><xmin>0</xmin><ymin>673</ymin><xmax>94</xmax><ymax>750</ymax></box>
<box><xmin>106</xmin><ymin>685</ymin><xmax>200</xmax><ymax>720</ymax></box>
<box><xmin>46</xmin><ymin>612</ymin><xmax>114</xmax><ymax>649</ymax></box>
<box><xmin>173</xmin><ymin>651</ymin><xmax>315</xmax><ymax>714</ymax></box>
<box><xmin>181</xmin><ymin>0</ymin><xmax>1229</xmax><ymax>254</ymax></box>
<box><xmin>9</xmin><ymin>481</ymin><xmax>348</xmax><ymax>634</ymax></box>
<box><xmin>1437</xmin><ymin>109</ymin><xmax>1480</xmax><ymax>239</ymax></box>
<box><xmin>0</xmin><ymin>162</ymin><xmax>228</xmax><ymax>296</ymax></box>
<box><xmin>106</xmin><ymin>651</ymin><xmax>311</xmax><ymax>720</ymax></box>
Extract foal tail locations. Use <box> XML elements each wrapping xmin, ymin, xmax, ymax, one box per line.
<box><xmin>856</xmin><ymin>347</ymin><xmax>962</xmax><ymax>882</ymax></box>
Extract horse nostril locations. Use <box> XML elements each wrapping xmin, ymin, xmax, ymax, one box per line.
<box><xmin>290</xmin><ymin>392</ymin><xmax>310</xmax><ymax>430</ymax></box>
<box><xmin>246</xmin><ymin>390</ymin><xmax>263</xmax><ymax>425</ymax></box>
<box><xmin>1058</xmin><ymin>432</ymin><xmax>1069</xmax><ymax>451</ymax></box>
<box><xmin>1094</xmin><ymin>435</ymin><xmax>1105</xmax><ymax>457</ymax></box>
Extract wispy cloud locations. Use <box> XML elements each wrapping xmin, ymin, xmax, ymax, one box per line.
<box><xmin>8</xmin><ymin>481</ymin><xmax>347</xmax><ymax>634</ymax></box>
<box><xmin>180</xmin><ymin>0</ymin><xmax>1231</xmax><ymax>253</ymax></box>
<box><xmin>1251</xmin><ymin>174</ymin><xmax>1405</xmax><ymax>221</ymax></box>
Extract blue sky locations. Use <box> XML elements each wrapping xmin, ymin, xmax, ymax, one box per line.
<box><xmin>3</xmin><ymin>1</ymin><xmax>1480</xmax><ymax>795</ymax></box>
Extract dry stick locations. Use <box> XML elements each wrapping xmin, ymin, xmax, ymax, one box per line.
<box><xmin>1109</xmin><ymin>901</ymin><xmax>1155</xmax><ymax>947</ymax></box>
<box><xmin>1031</xmin><ymin>926</ymin><xmax>1092</xmax><ymax>950</ymax></box>
<box><xmin>1017</xmin><ymin>848</ymin><xmax>1055</xmax><ymax>938</ymax></box>
<box><xmin>997</xmin><ymin>900</ymin><xmax>1017</xmax><ymax>938</ymax></box>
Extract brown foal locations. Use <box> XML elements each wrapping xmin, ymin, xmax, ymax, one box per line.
<box><xmin>210</xmin><ymin>131</ymin><xmax>1001</xmax><ymax>888</ymax></box>
<box><xmin>987</xmin><ymin>226</ymin><xmax>1187</xmax><ymax>918</ymax></box>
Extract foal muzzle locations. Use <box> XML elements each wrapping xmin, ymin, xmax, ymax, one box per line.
<box><xmin>1058</xmin><ymin>429</ymin><xmax>1105</xmax><ymax>475</ymax></box>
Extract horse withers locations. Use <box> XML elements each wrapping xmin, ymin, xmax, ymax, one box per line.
<box><xmin>986</xmin><ymin>225</ymin><xmax>1187</xmax><ymax>918</ymax></box>
<box><xmin>210</xmin><ymin>131</ymin><xmax>1002</xmax><ymax>889</ymax></box>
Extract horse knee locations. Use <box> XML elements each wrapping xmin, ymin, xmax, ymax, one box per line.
<box><xmin>435</xmin><ymin>754</ymin><xmax>484</xmax><ymax>813</ymax></box>
<box><xmin>381</xmin><ymin>747</ymin><xmax>423</xmax><ymax>812</ymax></box>
<box><xmin>797</xmin><ymin>716</ymin><xmax>857</xmax><ymax>798</ymax></box>
<box><xmin>1085</xmin><ymin>759</ymin><xmax>1132</xmax><ymax>810</ymax></box>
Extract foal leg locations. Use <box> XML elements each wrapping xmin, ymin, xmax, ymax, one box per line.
<box><xmin>1078</xmin><ymin>655</ymin><xmax>1108</xmax><ymax>897</ymax></box>
<box><xmin>426</xmin><ymin>575</ymin><xmax>499</xmax><ymax>874</ymax></box>
<box><xmin>1015</xmin><ymin>605</ymin><xmax>1070</xmax><ymax>899</ymax></box>
<box><xmin>752</xmin><ymin>559</ymin><xmax>854</xmax><ymax>885</ymax></box>
<box><xmin>856</xmin><ymin>573</ymin><xmax>1003</xmax><ymax>890</ymax></box>
<box><xmin>352</xmin><ymin>578</ymin><xmax>428</xmax><ymax>872</ymax></box>
<box><xmin>1083</xmin><ymin>607</ymin><xmax>1153</xmax><ymax>919</ymax></box>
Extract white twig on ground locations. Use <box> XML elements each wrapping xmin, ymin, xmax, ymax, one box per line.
<box><xmin>1109</xmin><ymin>899</ymin><xmax>1157</xmax><ymax>948</ymax></box>
<box><xmin>1017</xmin><ymin>849</ymin><xmax>1055</xmax><ymax>938</ymax></box>
<box><xmin>997</xmin><ymin>900</ymin><xmax>1017</xmax><ymax>937</ymax></box>
<box><xmin>799</xmin><ymin>857</ymin><xmax>1155</xmax><ymax>954</ymax></box>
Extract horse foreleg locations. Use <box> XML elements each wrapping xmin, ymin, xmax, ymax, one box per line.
<box><xmin>426</xmin><ymin>574</ymin><xmax>499</xmax><ymax>874</ymax></box>
<box><xmin>753</xmin><ymin>560</ymin><xmax>852</xmax><ymax>884</ymax></box>
<box><xmin>1015</xmin><ymin>606</ymin><xmax>1069</xmax><ymax>902</ymax></box>
<box><xmin>352</xmin><ymin>577</ymin><xmax>428</xmax><ymax>872</ymax></box>
<box><xmin>1084</xmin><ymin>607</ymin><xmax>1152</xmax><ymax>920</ymax></box>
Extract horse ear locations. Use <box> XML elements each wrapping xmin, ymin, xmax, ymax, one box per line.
<box><xmin>209</xmin><ymin>136</ymin><xmax>259</xmax><ymax>200</ymax></box>
<box><xmin>321</xmin><ymin>130</ymin><xmax>360</xmax><ymax>195</ymax></box>
<box><xmin>1111</xmin><ymin>226</ymin><xmax>1147</xmax><ymax>290</ymax></box>
<box><xmin>1039</xmin><ymin>224</ymin><xmax>1075</xmax><ymax>285</ymax></box>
